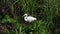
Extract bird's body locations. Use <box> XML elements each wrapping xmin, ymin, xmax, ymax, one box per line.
<box><xmin>23</xmin><ymin>14</ymin><xmax>37</xmax><ymax>22</ymax></box>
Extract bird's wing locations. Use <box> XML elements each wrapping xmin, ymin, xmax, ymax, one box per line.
<box><xmin>27</xmin><ymin>16</ymin><xmax>36</xmax><ymax>20</ymax></box>
<box><xmin>27</xmin><ymin>16</ymin><xmax>34</xmax><ymax>18</ymax></box>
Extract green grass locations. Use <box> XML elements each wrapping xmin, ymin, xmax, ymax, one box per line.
<box><xmin>2</xmin><ymin>15</ymin><xmax>48</xmax><ymax>34</ymax></box>
<box><xmin>0</xmin><ymin>0</ymin><xmax>58</xmax><ymax>34</ymax></box>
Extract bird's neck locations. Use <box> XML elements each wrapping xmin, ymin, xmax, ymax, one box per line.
<box><xmin>24</xmin><ymin>16</ymin><xmax>28</xmax><ymax>21</ymax></box>
<box><xmin>25</xmin><ymin>16</ymin><xmax>27</xmax><ymax>19</ymax></box>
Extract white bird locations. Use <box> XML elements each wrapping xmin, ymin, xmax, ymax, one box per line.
<box><xmin>23</xmin><ymin>13</ymin><xmax>37</xmax><ymax>22</ymax></box>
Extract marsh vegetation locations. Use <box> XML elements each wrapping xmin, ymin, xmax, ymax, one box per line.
<box><xmin>0</xmin><ymin>0</ymin><xmax>60</xmax><ymax>34</ymax></box>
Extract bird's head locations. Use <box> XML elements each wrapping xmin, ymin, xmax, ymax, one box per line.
<box><xmin>23</xmin><ymin>13</ymin><xmax>28</xmax><ymax>17</ymax></box>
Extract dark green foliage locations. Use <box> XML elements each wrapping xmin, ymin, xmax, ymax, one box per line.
<box><xmin>0</xmin><ymin>0</ymin><xmax>59</xmax><ymax>34</ymax></box>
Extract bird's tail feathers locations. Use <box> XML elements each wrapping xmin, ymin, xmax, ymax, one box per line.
<box><xmin>34</xmin><ymin>18</ymin><xmax>37</xmax><ymax>20</ymax></box>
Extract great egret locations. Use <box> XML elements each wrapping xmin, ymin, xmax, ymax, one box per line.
<box><xmin>23</xmin><ymin>13</ymin><xmax>37</xmax><ymax>22</ymax></box>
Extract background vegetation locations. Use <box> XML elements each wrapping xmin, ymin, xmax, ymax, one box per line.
<box><xmin>0</xmin><ymin>0</ymin><xmax>60</xmax><ymax>34</ymax></box>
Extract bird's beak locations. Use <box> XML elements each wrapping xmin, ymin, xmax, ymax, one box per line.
<box><xmin>22</xmin><ymin>15</ymin><xmax>25</xmax><ymax>17</ymax></box>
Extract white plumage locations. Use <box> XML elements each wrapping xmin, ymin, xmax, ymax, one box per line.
<box><xmin>23</xmin><ymin>14</ymin><xmax>37</xmax><ymax>22</ymax></box>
